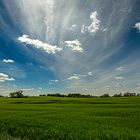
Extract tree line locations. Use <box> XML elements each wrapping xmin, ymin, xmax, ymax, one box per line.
<box><xmin>44</xmin><ymin>92</ymin><xmax>140</xmax><ymax>98</ymax></box>
<box><xmin>0</xmin><ymin>91</ymin><xmax>140</xmax><ymax>98</ymax></box>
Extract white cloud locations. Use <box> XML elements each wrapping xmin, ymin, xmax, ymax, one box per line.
<box><xmin>38</xmin><ymin>87</ymin><xmax>43</xmax><ymax>90</ymax></box>
<box><xmin>88</xmin><ymin>72</ymin><xmax>93</xmax><ymax>76</ymax></box>
<box><xmin>0</xmin><ymin>73</ymin><xmax>15</xmax><ymax>82</ymax></box>
<box><xmin>3</xmin><ymin>59</ymin><xmax>14</xmax><ymax>63</ymax></box>
<box><xmin>68</xmin><ymin>75</ymin><xmax>80</xmax><ymax>80</ymax></box>
<box><xmin>88</xmin><ymin>11</ymin><xmax>101</xmax><ymax>33</ymax></box>
<box><xmin>18</xmin><ymin>35</ymin><xmax>62</xmax><ymax>54</ymax></box>
<box><xmin>115</xmin><ymin>67</ymin><xmax>124</xmax><ymax>71</ymax></box>
<box><xmin>49</xmin><ymin>80</ymin><xmax>59</xmax><ymax>85</ymax></box>
<box><xmin>134</xmin><ymin>22</ymin><xmax>140</xmax><ymax>32</ymax></box>
<box><xmin>50</xmin><ymin>80</ymin><xmax>59</xmax><ymax>82</ymax></box>
<box><xmin>2</xmin><ymin>0</ymin><xmax>139</xmax><ymax>94</ymax></box>
<box><xmin>65</xmin><ymin>39</ymin><xmax>84</xmax><ymax>53</ymax></box>
<box><xmin>81</xmin><ymin>25</ymin><xmax>86</xmax><ymax>33</ymax></box>
<box><xmin>81</xmin><ymin>11</ymin><xmax>101</xmax><ymax>33</ymax></box>
<box><xmin>114</xmin><ymin>76</ymin><xmax>124</xmax><ymax>80</ymax></box>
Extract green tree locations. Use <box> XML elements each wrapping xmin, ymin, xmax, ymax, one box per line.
<box><xmin>9</xmin><ymin>90</ymin><xmax>24</xmax><ymax>98</ymax></box>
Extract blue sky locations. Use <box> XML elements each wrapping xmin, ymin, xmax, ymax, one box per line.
<box><xmin>0</xmin><ymin>0</ymin><xmax>140</xmax><ymax>96</ymax></box>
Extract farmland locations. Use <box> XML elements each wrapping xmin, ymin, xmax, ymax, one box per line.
<box><xmin>0</xmin><ymin>97</ymin><xmax>140</xmax><ymax>140</ymax></box>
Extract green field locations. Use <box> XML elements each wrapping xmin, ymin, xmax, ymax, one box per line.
<box><xmin>0</xmin><ymin>97</ymin><xmax>140</xmax><ymax>140</ymax></box>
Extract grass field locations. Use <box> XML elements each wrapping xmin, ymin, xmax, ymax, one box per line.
<box><xmin>0</xmin><ymin>97</ymin><xmax>140</xmax><ymax>140</ymax></box>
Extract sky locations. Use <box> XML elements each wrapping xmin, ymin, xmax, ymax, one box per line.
<box><xmin>0</xmin><ymin>0</ymin><xmax>140</xmax><ymax>96</ymax></box>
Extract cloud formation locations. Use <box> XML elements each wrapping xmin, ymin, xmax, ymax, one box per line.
<box><xmin>1</xmin><ymin>0</ymin><xmax>140</xmax><ymax>95</ymax></box>
<box><xmin>81</xmin><ymin>11</ymin><xmax>101</xmax><ymax>33</ymax></box>
<box><xmin>115</xmin><ymin>67</ymin><xmax>124</xmax><ymax>71</ymax></box>
<box><xmin>134</xmin><ymin>22</ymin><xmax>140</xmax><ymax>32</ymax></box>
<box><xmin>51</xmin><ymin>80</ymin><xmax>59</xmax><ymax>82</ymax></box>
<box><xmin>0</xmin><ymin>73</ymin><xmax>15</xmax><ymax>82</ymax></box>
<box><xmin>68</xmin><ymin>75</ymin><xmax>80</xmax><ymax>80</ymax></box>
<box><xmin>18</xmin><ymin>35</ymin><xmax>62</xmax><ymax>54</ymax></box>
<box><xmin>114</xmin><ymin>76</ymin><xmax>124</xmax><ymax>80</ymax></box>
<box><xmin>65</xmin><ymin>39</ymin><xmax>83</xmax><ymax>53</ymax></box>
<box><xmin>49</xmin><ymin>80</ymin><xmax>59</xmax><ymax>85</ymax></box>
<box><xmin>88</xmin><ymin>11</ymin><xmax>101</xmax><ymax>33</ymax></box>
<box><xmin>88</xmin><ymin>72</ymin><xmax>93</xmax><ymax>76</ymax></box>
<box><xmin>3</xmin><ymin>59</ymin><xmax>14</xmax><ymax>63</ymax></box>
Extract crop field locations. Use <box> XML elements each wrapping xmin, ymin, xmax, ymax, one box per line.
<box><xmin>0</xmin><ymin>97</ymin><xmax>140</xmax><ymax>140</ymax></box>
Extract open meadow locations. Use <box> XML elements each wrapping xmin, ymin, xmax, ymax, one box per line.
<box><xmin>0</xmin><ymin>97</ymin><xmax>140</xmax><ymax>140</ymax></box>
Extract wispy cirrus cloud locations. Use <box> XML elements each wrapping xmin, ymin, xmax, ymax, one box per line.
<box><xmin>18</xmin><ymin>35</ymin><xmax>62</xmax><ymax>54</ymax></box>
<box><xmin>114</xmin><ymin>76</ymin><xmax>124</xmax><ymax>80</ymax></box>
<box><xmin>0</xmin><ymin>0</ymin><xmax>140</xmax><ymax>95</ymax></box>
<box><xmin>115</xmin><ymin>67</ymin><xmax>124</xmax><ymax>71</ymax></box>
